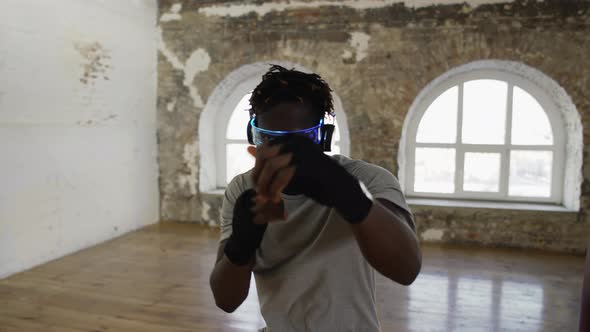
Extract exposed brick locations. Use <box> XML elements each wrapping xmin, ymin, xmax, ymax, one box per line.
<box><xmin>157</xmin><ymin>0</ymin><xmax>590</xmax><ymax>253</ymax></box>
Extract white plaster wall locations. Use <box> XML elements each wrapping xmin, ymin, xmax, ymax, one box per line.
<box><xmin>0</xmin><ymin>0</ymin><xmax>159</xmax><ymax>279</ymax></box>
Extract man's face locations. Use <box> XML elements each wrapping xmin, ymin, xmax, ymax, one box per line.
<box><xmin>257</xmin><ymin>102</ymin><xmax>316</xmax><ymax>132</ymax></box>
<box><xmin>253</xmin><ymin>102</ymin><xmax>317</xmax><ymax>196</ymax></box>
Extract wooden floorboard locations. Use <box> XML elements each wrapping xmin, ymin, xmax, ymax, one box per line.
<box><xmin>0</xmin><ymin>222</ymin><xmax>584</xmax><ymax>331</ymax></box>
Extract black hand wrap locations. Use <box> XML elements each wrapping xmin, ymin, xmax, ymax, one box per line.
<box><xmin>277</xmin><ymin>135</ymin><xmax>373</xmax><ymax>224</ymax></box>
<box><xmin>224</xmin><ymin>189</ymin><xmax>268</xmax><ymax>266</ymax></box>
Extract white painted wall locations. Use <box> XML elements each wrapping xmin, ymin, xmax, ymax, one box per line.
<box><xmin>0</xmin><ymin>0</ymin><xmax>159</xmax><ymax>279</ymax></box>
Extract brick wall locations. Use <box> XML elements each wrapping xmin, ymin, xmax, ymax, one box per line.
<box><xmin>157</xmin><ymin>0</ymin><xmax>590</xmax><ymax>253</ymax></box>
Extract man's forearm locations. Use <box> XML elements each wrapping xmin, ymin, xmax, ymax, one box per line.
<box><xmin>350</xmin><ymin>199</ymin><xmax>421</xmax><ymax>285</ymax></box>
<box><xmin>210</xmin><ymin>248</ymin><xmax>253</xmax><ymax>312</ymax></box>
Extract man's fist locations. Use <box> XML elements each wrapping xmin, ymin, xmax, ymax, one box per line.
<box><xmin>248</xmin><ymin>135</ymin><xmax>372</xmax><ymax>224</ymax></box>
<box><xmin>275</xmin><ymin>135</ymin><xmax>373</xmax><ymax>224</ymax></box>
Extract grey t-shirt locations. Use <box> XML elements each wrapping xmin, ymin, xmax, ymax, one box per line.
<box><xmin>220</xmin><ymin>155</ymin><xmax>414</xmax><ymax>332</ymax></box>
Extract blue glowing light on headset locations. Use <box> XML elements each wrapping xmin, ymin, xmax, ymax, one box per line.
<box><xmin>250</xmin><ymin>117</ymin><xmax>323</xmax><ymax>146</ymax></box>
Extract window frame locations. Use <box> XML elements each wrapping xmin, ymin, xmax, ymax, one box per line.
<box><xmin>404</xmin><ymin>69</ymin><xmax>566</xmax><ymax>205</ymax></box>
<box><xmin>214</xmin><ymin>79</ymin><xmax>254</xmax><ymax>188</ymax></box>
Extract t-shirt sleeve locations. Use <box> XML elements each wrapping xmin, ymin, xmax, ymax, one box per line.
<box><xmin>352</xmin><ymin>162</ymin><xmax>415</xmax><ymax>231</ymax></box>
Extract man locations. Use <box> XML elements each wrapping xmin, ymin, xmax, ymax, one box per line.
<box><xmin>210</xmin><ymin>65</ymin><xmax>421</xmax><ymax>331</ymax></box>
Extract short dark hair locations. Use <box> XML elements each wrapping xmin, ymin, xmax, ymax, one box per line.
<box><xmin>249</xmin><ymin>64</ymin><xmax>335</xmax><ymax>122</ymax></box>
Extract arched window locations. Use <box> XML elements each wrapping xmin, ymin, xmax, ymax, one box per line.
<box><xmin>200</xmin><ymin>62</ymin><xmax>350</xmax><ymax>191</ymax></box>
<box><xmin>400</xmin><ymin>61</ymin><xmax>582</xmax><ymax>210</ymax></box>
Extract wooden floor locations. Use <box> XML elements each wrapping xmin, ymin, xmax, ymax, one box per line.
<box><xmin>0</xmin><ymin>222</ymin><xmax>584</xmax><ymax>332</ymax></box>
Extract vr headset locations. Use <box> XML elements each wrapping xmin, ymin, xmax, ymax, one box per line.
<box><xmin>247</xmin><ymin>117</ymin><xmax>335</xmax><ymax>152</ymax></box>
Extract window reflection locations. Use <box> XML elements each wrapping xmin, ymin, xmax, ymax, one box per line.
<box><xmin>407</xmin><ymin>273</ymin><xmax>545</xmax><ymax>331</ymax></box>
<box><xmin>408</xmin><ymin>273</ymin><xmax>449</xmax><ymax>331</ymax></box>
<box><xmin>500</xmin><ymin>280</ymin><xmax>544</xmax><ymax>331</ymax></box>
<box><xmin>454</xmin><ymin>277</ymin><xmax>493</xmax><ymax>331</ymax></box>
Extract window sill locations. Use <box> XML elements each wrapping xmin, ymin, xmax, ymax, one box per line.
<box><xmin>407</xmin><ymin>197</ymin><xmax>576</xmax><ymax>213</ymax></box>
<box><xmin>202</xmin><ymin>191</ymin><xmax>577</xmax><ymax>213</ymax></box>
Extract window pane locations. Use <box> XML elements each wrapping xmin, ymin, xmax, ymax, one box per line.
<box><xmin>462</xmin><ymin>80</ymin><xmax>508</xmax><ymax>144</ymax></box>
<box><xmin>509</xmin><ymin>150</ymin><xmax>552</xmax><ymax>197</ymax></box>
<box><xmin>226</xmin><ymin>144</ymin><xmax>255</xmax><ymax>184</ymax></box>
<box><xmin>463</xmin><ymin>152</ymin><xmax>501</xmax><ymax>192</ymax></box>
<box><xmin>414</xmin><ymin>148</ymin><xmax>455</xmax><ymax>193</ymax></box>
<box><xmin>226</xmin><ymin>93</ymin><xmax>252</xmax><ymax>139</ymax></box>
<box><xmin>416</xmin><ymin>86</ymin><xmax>458</xmax><ymax>143</ymax></box>
<box><xmin>511</xmin><ymin>86</ymin><xmax>553</xmax><ymax>145</ymax></box>
<box><xmin>332</xmin><ymin>119</ymin><xmax>341</xmax><ymax>142</ymax></box>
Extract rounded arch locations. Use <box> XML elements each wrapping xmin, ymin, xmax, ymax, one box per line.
<box><xmin>199</xmin><ymin>61</ymin><xmax>350</xmax><ymax>192</ymax></box>
<box><xmin>398</xmin><ymin>60</ymin><xmax>582</xmax><ymax>210</ymax></box>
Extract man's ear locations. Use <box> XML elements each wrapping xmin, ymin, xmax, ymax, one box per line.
<box><xmin>247</xmin><ymin>146</ymin><xmax>257</xmax><ymax>158</ymax></box>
